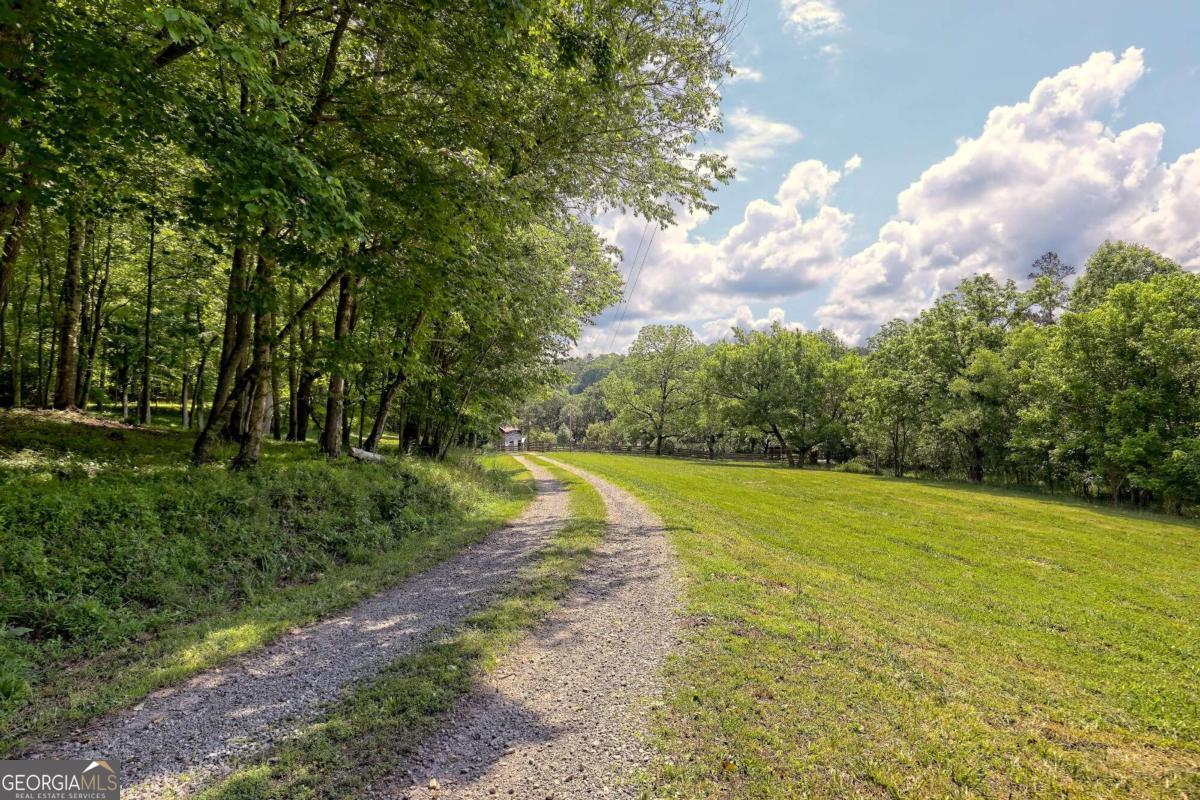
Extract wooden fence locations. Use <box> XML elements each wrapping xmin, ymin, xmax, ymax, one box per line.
<box><xmin>499</xmin><ymin>440</ymin><xmax>789</xmax><ymax>463</ymax></box>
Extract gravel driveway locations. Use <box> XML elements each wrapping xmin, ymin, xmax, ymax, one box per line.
<box><xmin>34</xmin><ymin>456</ymin><xmax>568</xmax><ymax>800</ymax></box>
<box><xmin>374</xmin><ymin>456</ymin><xmax>680</xmax><ymax>800</ymax></box>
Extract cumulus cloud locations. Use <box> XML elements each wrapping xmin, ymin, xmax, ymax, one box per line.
<box><xmin>579</xmin><ymin>157</ymin><xmax>858</xmax><ymax>353</ymax></box>
<box><xmin>727</xmin><ymin>65</ymin><xmax>765</xmax><ymax>84</ymax></box>
<box><xmin>719</xmin><ymin>108</ymin><xmax>802</xmax><ymax>171</ymax></box>
<box><xmin>582</xmin><ymin>47</ymin><xmax>1200</xmax><ymax>354</ymax></box>
<box><xmin>699</xmin><ymin>306</ymin><xmax>804</xmax><ymax>343</ymax></box>
<box><xmin>818</xmin><ymin>47</ymin><xmax>1200</xmax><ymax>342</ymax></box>
<box><xmin>780</xmin><ymin>0</ymin><xmax>844</xmax><ymax>37</ymax></box>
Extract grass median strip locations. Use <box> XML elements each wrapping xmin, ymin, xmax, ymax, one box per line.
<box><xmin>192</xmin><ymin>457</ymin><xmax>606</xmax><ymax>800</ymax></box>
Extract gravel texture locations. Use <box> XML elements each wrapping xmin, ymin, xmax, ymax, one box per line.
<box><xmin>373</xmin><ymin>456</ymin><xmax>680</xmax><ymax>800</ymax></box>
<box><xmin>33</xmin><ymin>456</ymin><xmax>569</xmax><ymax>799</ymax></box>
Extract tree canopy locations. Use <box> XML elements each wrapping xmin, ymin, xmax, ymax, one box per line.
<box><xmin>0</xmin><ymin>0</ymin><xmax>734</xmax><ymax>465</ymax></box>
<box><xmin>522</xmin><ymin>244</ymin><xmax>1200</xmax><ymax>514</ymax></box>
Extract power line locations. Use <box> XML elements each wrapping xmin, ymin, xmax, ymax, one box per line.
<box><xmin>607</xmin><ymin>225</ymin><xmax>657</xmax><ymax>354</ymax></box>
<box><xmin>604</xmin><ymin>220</ymin><xmax>652</xmax><ymax>353</ymax></box>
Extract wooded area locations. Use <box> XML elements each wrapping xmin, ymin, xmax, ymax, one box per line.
<box><xmin>0</xmin><ymin>0</ymin><xmax>733</xmax><ymax>466</ymax></box>
<box><xmin>523</xmin><ymin>243</ymin><xmax>1200</xmax><ymax>513</ymax></box>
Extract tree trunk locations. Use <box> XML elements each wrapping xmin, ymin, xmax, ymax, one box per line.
<box><xmin>7</xmin><ymin>258</ymin><xmax>29</xmax><ymax>407</ymax></box>
<box><xmin>193</xmin><ymin>244</ymin><xmax>251</xmax><ymax>461</ymax></box>
<box><xmin>287</xmin><ymin>282</ymin><xmax>299</xmax><ymax>439</ymax></box>
<box><xmin>138</xmin><ymin>211</ymin><xmax>156</xmax><ymax>424</ymax></box>
<box><xmin>53</xmin><ymin>218</ymin><xmax>86</xmax><ymax>410</ymax></box>
<box><xmin>192</xmin><ymin>333</ymin><xmax>209</xmax><ymax>429</ymax></box>
<box><xmin>233</xmin><ymin>248</ymin><xmax>277</xmax><ymax>468</ymax></box>
<box><xmin>77</xmin><ymin>221</ymin><xmax>111</xmax><ymax>407</ymax></box>
<box><xmin>363</xmin><ymin>311</ymin><xmax>426</xmax><ymax>452</ymax></box>
<box><xmin>966</xmin><ymin>435</ymin><xmax>984</xmax><ymax>483</ymax></box>
<box><xmin>32</xmin><ymin>246</ymin><xmax>45</xmax><ymax>406</ymax></box>
<box><xmin>271</xmin><ymin>354</ymin><xmax>282</xmax><ymax>440</ymax></box>
<box><xmin>194</xmin><ymin>264</ymin><xmax>343</xmax><ymax>463</ymax></box>
<box><xmin>233</xmin><ymin>324</ymin><xmax>273</xmax><ymax>467</ymax></box>
<box><xmin>320</xmin><ymin>273</ymin><xmax>355</xmax><ymax>457</ymax></box>
<box><xmin>0</xmin><ymin>194</ymin><xmax>31</xmax><ymax>312</ymax></box>
<box><xmin>181</xmin><ymin>373</ymin><xmax>190</xmax><ymax>428</ymax></box>
<box><xmin>770</xmin><ymin>422</ymin><xmax>798</xmax><ymax>468</ymax></box>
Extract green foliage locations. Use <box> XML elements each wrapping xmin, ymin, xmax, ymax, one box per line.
<box><xmin>1</xmin><ymin>0</ymin><xmax>734</xmax><ymax>467</ymax></box>
<box><xmin>1070</xmin><ymin>241</ymin><xmax>1181</xmax><ymax>311</ymax></box>
<box><xmin>1050</xmin><ymin>271</ymin><xmax>1200</xmax><ymax>508</ymax></box>
<box><xmin>529</xmin><ymin>241</ymin><xmax>1199</xmax><ymax>513</ymax></box>
<box><xmin>602</xmin><ymin>324</ymin><xmax>705</xmax><ymax>454</ymax></box>
<box><xmin>0</xmin><ymin>412</ymin><xmax>530</xmax><ymax>729</ymax></box>
<box><xmin>847</xmin><ymin>245</ymin><xmax>1200</xmax><ymax>509</ymax></box>
<box><xmin>706</xmin><ymin>324</ymin><xmax>846</xmax><ymax>465</ymax></box>
<box><xmin>850</xmin><ymin>320</ymin><xmax>924</xmax><ymax>476</ymax></box>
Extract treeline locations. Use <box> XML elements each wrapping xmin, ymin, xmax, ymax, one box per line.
<box><xmin>522</xmin><ymin>243</ymin><xmax>1200</xmax><ymax>513</ymax></box>
<box><xmin>0</xmin><ymin>0</ymin><xmax>733</xmax><ymax>465</ymax></box>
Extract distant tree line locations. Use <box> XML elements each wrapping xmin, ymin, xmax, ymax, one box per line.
<box><xmin>0</xmin><ymin>0</ymin><xmax>734</xmax><ymax>465</ymax></box>
<box><xmin>521</xmin><ymin>242</ymin><xmax>1200</xmax><ymax>513</ymax></box>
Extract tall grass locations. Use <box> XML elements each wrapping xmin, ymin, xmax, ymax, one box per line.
<box><xmin>0</xmin><ymin>411</ymin><xmax>531</xmax><ymax>751</ymax></box>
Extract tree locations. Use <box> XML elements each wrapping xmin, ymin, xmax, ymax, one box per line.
<box><xmin>910</xmin><ymin>275</ymin><xmax>1026</xmax><ymax>482</ymax></box>
<box><xmin>1070</xmin><ymin>241</ymin><xmax>1180</xmax><ymax>311</ymax></box>
<box><xmin>706</xmin><ymin>325</ymin><xmax>836</xmax><ymax>467</ymax></box>
<box><xmin>1053</xmin><ymin>271</ymin><xmax>1200</xmax><ymax>506</ymax></box>
<box><xmin>1026</xmin><ymin>251</ymin><xmax>1074</xmax><ymax>325</ymax></box>
<box><xmin>851</xmin><ymin>320</ymin><xmax>924</xmax><ymax>476</ymax></box>
<box><xmin>603</xmin><ymin>325</ymin><xmax>704</xmax><ymax>455</ymax></box>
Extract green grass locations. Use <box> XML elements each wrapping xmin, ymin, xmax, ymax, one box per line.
<box><xmin>553</xmin><ymin>452</ymin><xmax>1200</xmax><ymax>799</ymax></box>
<box><xmin>193</xmin><ymin>456</ymin><xmax>607</xmax><ymax>800</ymax></box>
<box><xmin>0</xmin><ymin>410</ymin><xmax>535</xmax><ymax>755</ymax></box>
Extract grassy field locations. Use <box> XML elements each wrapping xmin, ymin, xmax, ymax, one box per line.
<box><xmin>554</xmin><ymin>453</ymin><xmax>1200</xmax><ymax>799</ymax></box>
<box><xmin>0</xmin><ymin>411</ymin><xmax>534</xmax><ymax>755</ymax></box>
<box><xmin>196</xmin><ymin>457</ymin><xmax>607</xmax><ymax>799</ymax></box>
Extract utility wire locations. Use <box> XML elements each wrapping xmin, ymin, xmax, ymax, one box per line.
<box><xmin>607</xmin><ymin>225</ymin><xmax>657</xmax><ymax>354</ymax></box>
<box><xmin>604</xmin><ymin>220</ymin><xmax>652</xmax><ymax>353</ymax></box>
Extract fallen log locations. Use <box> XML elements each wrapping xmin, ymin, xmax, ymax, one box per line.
<box><xmin>349</xmin><ymin>446</ymin><xmax>386</xmax><ymax>463</ymax></box>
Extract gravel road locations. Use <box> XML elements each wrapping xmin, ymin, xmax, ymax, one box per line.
<box><xmin>34</xmin><ymin>456</ymin><xmax>568</xmax><ymax>799</ymax></box>
<box><xmin>374</xmin><ymin>456</ymin><xmax>680</xmax><ymax>800</ymax></box>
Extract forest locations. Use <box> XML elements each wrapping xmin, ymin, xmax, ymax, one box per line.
<box><xmin>522</xmin><ymin>243</ymin><xmax>1200</xmax><ymax>513</ymax></box>
<box><xmin>0</xmin><ymin>0</ymin><xmax>731</xmax><ymax>465</ymax></box>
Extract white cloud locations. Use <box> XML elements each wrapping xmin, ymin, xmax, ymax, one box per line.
<box><xmin>583</xmin><ymin>48</ymin><xmax>1200</xmax><ymax>355</ymax></box>
<box><xmin>776</xmin><ymin>159</ymin><xmax>844</xmax><ymax>207</ymax></box>
<box><xmin>580</xmin><ymin>157</ymin><xmax>858</xmax><ymax>352</ymax></box>
<box><xmin>781</xmin><ymin>0</ymin><xmax>844</xmax><ymax>37</ymax></box>
<box><xmin>818</xmin><ymin>47</ymin><xmax>1200</xmax><ymax>342</ymax></box>
<box><xmin>728</xmin><ymin>65</ymin><xmax>764</xmax><ymax>84</ymax></box>
<box><xmin>719</xmin><ymin>108</ymin><xmax>802</xmax><ymax>171</ymax></box>
<box><xmin>699</xmin><ymin>306</ymin><xmax>804</xmax><ymax>343</ymax></box>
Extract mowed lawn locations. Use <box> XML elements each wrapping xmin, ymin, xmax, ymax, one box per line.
<box><xmin>553</xmin><ymin>453</ymin><xmax>1200</xmax><ymax>799</ymax></box>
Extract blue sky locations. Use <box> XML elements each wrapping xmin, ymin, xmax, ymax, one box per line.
<box><xmin>578</xmin><ymin>1</ymin><xmax>1200</xmax><ymax>353</ymax></box>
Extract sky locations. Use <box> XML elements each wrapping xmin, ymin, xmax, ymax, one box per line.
<box><xmin>577</xmin><ymin>0</ymin><xmax>1200</xmax><ymax>353</ymax></box>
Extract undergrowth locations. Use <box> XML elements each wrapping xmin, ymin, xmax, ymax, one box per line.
<box><xmin>0</xmin><ymin>410</ymin><xmax>533</xmax><ymax>753</ymax></box>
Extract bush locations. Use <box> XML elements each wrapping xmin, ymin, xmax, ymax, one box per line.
<box><xmin>527</xmin><ymin>429</ymin><xmax>556</xmax><ymax>447</ymax></box>
<box><xmin>0</xmin><ymin>419</ymin><xmax>515</xmax><ymax>710</ymax></box>
<box><xmin>836</xmin><ymin>458</ymin><xmax>877</xmax><ymax>475</ymax></box>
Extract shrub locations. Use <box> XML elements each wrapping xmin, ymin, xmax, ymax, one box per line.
<box><xmin>0</xmin><ymin>424</ymin><xmax>514</xmax><ymax>710</ymax></box>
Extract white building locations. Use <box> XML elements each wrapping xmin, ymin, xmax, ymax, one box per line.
<box><xmin>499</xmin><ymin>425</ymin><xmax>525</xmax><ymax>450</ymax></box>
